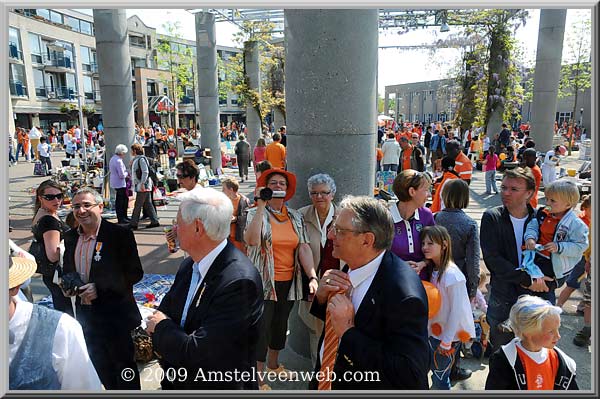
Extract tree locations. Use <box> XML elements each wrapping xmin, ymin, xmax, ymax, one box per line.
<box><xmin>218</xmin><ymin>19</ymin><xmax>282</xmax><ymax>125</ymax></box>
<box><xmin>155</xmin><ymin>21</ymin><xmax>195</xmax><ymax>131</ymax></box>
<box><xmin>441</xmin><ymin>10</ymin><xmax>528</xmax><ymax>134</ymax></box>
<box><xmin>558</xmin><ymin>12</ymin><xmax>591</xmax><ymax>154</ymax></box>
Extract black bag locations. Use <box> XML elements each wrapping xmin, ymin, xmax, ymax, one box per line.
<box><xmin>135</xmin><ymin>156</ymin><xmax>158</xmax><ymax>185</ymax></box>
<box><xmin>60</xmin><ymin>271</ymin><xmax>85</xmax><ymax>297</ymax></box>
<box><xmin>29</xmin><ymin>238</ymin><xmax>59</xmax><ymax>276</ymax></box>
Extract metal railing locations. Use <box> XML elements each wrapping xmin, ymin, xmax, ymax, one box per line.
<box><xmin>9</xmin><ymin>80</ymin><xmax>28</xmax><ymax>96</ymax></box>
<box><xmin>42</xmin><ymin>53</ymin><xmax>73</xmax><ymax>69</ymax></box>
<box><xmin>82</xmin><ymin>62</ymin><xmax>98</xmax><ymax>73</ymax></box>
<box><xmin>45</xmin><ymin>85</ymin><xmax>76</xmax><ymax>100</ymax></box>
<box><xmin>9</xmin><ymin>43</ymin><xmax>23</xmax><ymax>61</ymax></box>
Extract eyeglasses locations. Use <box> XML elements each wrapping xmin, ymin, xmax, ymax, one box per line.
<box><xmin>176</xmin><ymin>174</ymin><xmax>189</xmax><ymax>179</ymax></box>
<box><xmin>500</xmin><ymin>185</ymin><xmax>527</xmax><ymax>193</ymax></box>
<box><xmin>72</xmin><ymin>203</ymin><xmax>99</xmax><ymax>211</ymax></box>
<box><xmin>328</xmin><ymin>224</ymin><xmax>364</xmax><ymax>236</ymax></box>
<box><xmin>42</xmin><ymin>193</ymin><xmax>64</xmax><ymax>201</ymax></box>
<box><xmin>309</xmin><ymin>191</ymin><xmax>332</xmax><ymax>197</ymax></box>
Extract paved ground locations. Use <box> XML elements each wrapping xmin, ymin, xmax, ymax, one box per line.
<box><xmin>8</xmin><ymin>147</ymin><xmax>591</xmax><ymax>391</ymax></box>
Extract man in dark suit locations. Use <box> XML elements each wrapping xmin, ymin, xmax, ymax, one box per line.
<box><xmin>146</xmin><ymin>188</ymin><xmax>263</xmax><ymax>390</ymax></box>
<box><xmin>62</xmin><ymin>187</ymin><xmax>144</xmax><ymax>389</ymax></box>
<box><xmin>309</xmin><ymin>196</ymin><xmax>429</xmax><ymax>390</ymax></box>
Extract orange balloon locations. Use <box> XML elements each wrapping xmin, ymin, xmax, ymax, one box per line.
<box><xmin>499</xmin><ymin>153</ymin><xmax>507</xmax><ymax>161</ymax></box>
<box><xmin>422</xmin><ymin>281</ymin><xmax>442</xmax><ymax>319</ymax></box>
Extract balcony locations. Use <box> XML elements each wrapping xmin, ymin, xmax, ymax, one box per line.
<box><xmin>42</xmin><ymin>54</ymin><xmax>74</xmax><ymax>72</ymax></box>
<box><xmin>9</xmin><ymin>43</ymin><xmax>23</xmax><ymax>63</ymax></box>
<box><xmin>82</xmin><ymin>62</ymin><xmax>99</xmax><ymax>74</ymax></box>
<box><xmin>45</xmin><ymin>86</ymin><xmax>76</xmax><ymax>101</ymax></box>
<box><xmin>9</xmin><ymin>80</ymin><xmax>28</xmax><ymax>97</ymax></box>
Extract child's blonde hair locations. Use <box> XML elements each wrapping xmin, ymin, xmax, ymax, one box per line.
<box><xmin>544</xmin><ymin>180</ymin><xmax>580</xmax><ymax>208</ymax></box>
<box><xmin>509</xmin><ymin>295</ymin><xmax>562</xmax><ymax>340</ymax></box>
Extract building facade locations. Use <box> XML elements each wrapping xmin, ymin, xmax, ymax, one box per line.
<box><xmin>9</xmin><ymin>8</ymin><xmax>244</xmax><ymax>134</ymax></box>
<box><xmin>385</xmin><ymin>76</ymin><xmax>592</xmax><ymax>132</ymax></box>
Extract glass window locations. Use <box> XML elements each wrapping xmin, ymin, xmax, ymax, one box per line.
<box><xmin>9</xmin><ymin>64</ymin><xmax>27</xmax><ymax>96</ymax></box>
<box><xmin>66</xmin><ymin>73</ymin><xmax>76</xmax><ymax>90</ymax></box>
<box><xmin>65</xmin><ymin>15</ymin><xmax>80</xmax><ymax>32</ymax></box>
<box><xmin>130</xmin><ymin>35</ymin><xmax>146</xmax><ymax>48</ymax></box>
<box><xmin>83</xmin><ymin>75</ymin><xmax>93</xmax><ymax>99</ymax></box>
<box><xmin>37</xmin><ymin>9</ymin><xmax>50</xmax><ymax>20</ymax></box>
<box><xmin>80</xmin><ymin>46</ymin><xmax>91</xmax><ymax>70</ymax></box>
<box><xmin>32</xmin><ymin>69</ymin><xmax>46</xmax><ymax>96</ymax></box>
<box><xmin>9</xmin><ymin>27</ymin><xmax>20</xmax><ymax>49</ymax></box>
<box><xmin>80</xmin><ymin>20</ymin><xmax>92</xmax><ymax>35</ymax></box>
<box><xmin>49</xmin><ymin>10</ymin><xmax>63</xmax><ymax>24</ymax></box>
<box><xmin>29</xmin><ymin>33</ymin><xmax>43</xmax><ymax>63</ymax></box>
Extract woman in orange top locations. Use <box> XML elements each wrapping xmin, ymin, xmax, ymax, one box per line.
<box><xmin>431</xmin><ymin>157</ymin><xmax>459</xmax><ymax>213</ymax></box>
<box><xmin>244</xmin><ymin>169</ymin><xmax>318</xmax><ymax>389</ymax></box>
<box><xmin>221</xmin><ymin>177</ymin><xmax>250</xmax><ymax>252</ymax></box>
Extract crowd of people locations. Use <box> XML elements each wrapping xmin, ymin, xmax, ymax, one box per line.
<box><xmin>8</xmin><ymin>118</ymin><xmax>591</xmax><ymax>392</ymax></box>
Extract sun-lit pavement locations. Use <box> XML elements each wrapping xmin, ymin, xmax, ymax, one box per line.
<box><xmin>8</xmin><ymin>147</ymin><xmax>591</xmax><ymax>390</ymax></box>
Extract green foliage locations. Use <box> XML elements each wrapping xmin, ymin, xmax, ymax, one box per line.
<box><xmin>155</xmin><ymin>21</ymin><xmax>195</xmax><ymax>128</ymax></box>
<box><xmin>217</xmin><ymin>19</ymin><xmax>285</xmax><ymax>123</ymax></box>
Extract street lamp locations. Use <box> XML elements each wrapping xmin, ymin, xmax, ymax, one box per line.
<box><xmin>579</xmin><ymin>107</ymin><xmax>584</xmax><ymax>128</ymax></box>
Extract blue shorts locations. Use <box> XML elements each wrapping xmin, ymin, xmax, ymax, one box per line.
<box><xmin>565</xmin><ymin>257</ymin><xmax>587</xmax><ymax>289</ymax></box>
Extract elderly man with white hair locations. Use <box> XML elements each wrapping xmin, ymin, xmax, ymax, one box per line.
<box><xmin>109</xmin><ymin>144</ymin><xmax>130</xmax><ymax>224</ymax></box>
<box><xmin>146</xmin><ymin>188</ymin><xmax>264</xmax><ymax>390</ymax></box>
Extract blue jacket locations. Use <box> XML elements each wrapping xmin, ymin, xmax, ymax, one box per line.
<box><xmin>429</xmin><ymin>134</ymin><xmax>447</xmax><ymax>154</ymax></box>
<box><xmin>524</xmin><ymin>209</ymin><xmax>589</xmax><ymax>279</ymax></box>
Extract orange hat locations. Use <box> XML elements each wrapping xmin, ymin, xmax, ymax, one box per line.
<box><xmin>256</xmin><ymin>169</ymin><xmax>297</xmax><ymax>202</ymax></box>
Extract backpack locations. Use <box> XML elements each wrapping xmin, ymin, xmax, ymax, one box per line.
<box><xmin>135</xmin><ymin>156</ymin><xmax>158</xmax><ymax>185</ymax></box>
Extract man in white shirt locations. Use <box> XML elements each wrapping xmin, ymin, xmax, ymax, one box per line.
<box><xmin>8</xmin><ymin>256</ymin><xmax>102</xmax><ymax>390</ymax></box>
<box><xmin>37</xmin><ymin>136</ymin><xmax>53</xmax><ymax>176</ymax></box>
<box><xmin>73</xmin><ymin>125</ymin><xmax>82</xmax><ymax>150</ymax></box>
<box><xmin>309</xmin><ymin>196</ymin><xmax>430</xmax><ymax>390</ymax></box>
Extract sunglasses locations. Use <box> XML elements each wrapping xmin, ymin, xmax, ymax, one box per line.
<box><xmin>42</xmin><ymin>193</ymin><xmax>64</xmax><ymax>201</ymax></box>
<box><xmin>176</xmin><ymin>174</ymin><xmax>189</xmax><ymax>179</ymax></box>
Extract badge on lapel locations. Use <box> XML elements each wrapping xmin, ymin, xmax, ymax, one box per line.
<box><xmin>94</xmin><ymin>242</ymin><xmax>103</xmax><ymax>262</ymax></box>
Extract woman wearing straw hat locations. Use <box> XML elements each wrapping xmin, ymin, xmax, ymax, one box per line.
<box><xmin>9</xmin><ymin>256</ymin><xmax>102</xmax><ymax>390</ymax></box>
<box><xmin>244</xmin><ymin>168</ymin><xmax>318</xmax><ymax>389</ymax></box>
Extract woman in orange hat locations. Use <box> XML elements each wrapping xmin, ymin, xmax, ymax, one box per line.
<box><xmin>244</xmin><ymin>168</ymin><xmax>318</xmax><ymax>390</ymax></box>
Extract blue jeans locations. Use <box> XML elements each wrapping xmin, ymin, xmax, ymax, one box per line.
<box><xmin>383</xmin><ymin>164</ymin><xmax>398</xmax><ymax>172</ymax></box>
<box><xmin>486</xmin><ymin>294</ymin><xmax>516</xmax><ymax>349</ymax></box>
<box><xmin>485</xmin><ymin>170</ymin><xmax>497</xmax><ymax>193</ymax></box>
<box><xmin>9</xmin><ymin>147</ymin><xmax>16</xmax><ymax>163</ymax></box>
<box><xmin>429</xmin><ymin>337</ymin><xmax>461</xmax><ymax>390</ymax></box>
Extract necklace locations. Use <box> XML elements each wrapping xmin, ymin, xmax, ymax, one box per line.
<box><xmin>267</xmin><ymin>206</ymin><xmax>289</xmax><ymax>222</ymax></box>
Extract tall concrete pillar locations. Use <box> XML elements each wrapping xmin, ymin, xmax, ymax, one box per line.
<box><xmin>93</xmin><ymin>9</ymin><xmax>135</xmax><ymax>168</ymax></box>
<box><xmin>384</xmin><ymin>91</ymin><xmax>389</xmax><ymax>116</ymax></box>
<box><xmin>195</xmin><ymin>12</ymin><xmax>221</xmax><ymax>172</ymax></box>
<box><xmin>284</xmin><ymin>9</ymin><xmax>378</xmax><ymax>358</ymax></box>
<box><xmin>8</xmin><ymin>95</ymin><xmax>15</xmax><ymax>138</ymax></box>
<box><xmin>530</xmin><ymin>9</ymin><xmax>567</xmax><ymax>152</ymax></box>
<box><xmin>273</xmin><ymin>107</ymin><xmax>285</xmax><ymax>130</ymax></box>
<box><xmin>244</xmin><ymin>41</ymin><xmax>262</xmax><ymax>148</ymax></box>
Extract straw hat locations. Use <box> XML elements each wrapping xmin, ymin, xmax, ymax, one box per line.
<box><xmin>9</xmin><ymin>257</ymin><xmax>37</xmax><ymax>289</ymax></box>
<box><xmin>256</xmin><ymin>168</ymin><xmax>297</xmax><ymax>202</ymax></box>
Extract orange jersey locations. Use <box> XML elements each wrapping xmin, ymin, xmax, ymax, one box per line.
<box><xmin>454</xmin><ymin>152</ymin><xmax>473</xmax><ymax>181</ymax></box>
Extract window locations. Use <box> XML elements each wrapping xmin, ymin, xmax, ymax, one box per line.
<box><xmin>83</xmin><ymin>75</ymin><xmax>93</xmax><ymax>99</ymax></box>
<box><xmin>29</xmin><ymin>33</ymin><xmax>42</xmax><ymax>64</ymax></box>
<box><xmin>49</xmin><ymin>10</ymin><xmax>63</xmax><ymax>24</ymax></box>
<box><xmin>9</xmin><ymin>27</ymin><xmax>22</xmax><ymax>60</ymax></box>
<box><xmin>147</xmin><ymin>81</ymin><xmax>157</xmax><ymax>97</ymax></box>
<box><xmin>9</xmin><ymin>64</ymin><xmax>27</xmax><ymax>96</ymax></box>
<box><xmin>429</xmin><ymin>90</ymin><xmax>434</xmax><ymax>100</ymax></box>
<box><xmin>133</xmin><ymin>58</ymin><xmax>147</xmax><ymax>68</ymax></box>
<box><xmin>129</xmin><ymin>35</ymin><xmax>146</xmax><ymax>48</ymax></box>
<box><xmin>80</xmin><ymin>46</ymin><xmax>91</xmax><ymax>71</ymax></box>
<box><xmin>37</xmin><ymin>9</ymin><xmax>50</xmax><ymax>20</ymax></box>
<box><xmin>65</xmin><ymin>15</ymin><xmax>80</xmax><ymax>32</ymax></box>
<box><xmin>556</xmin><ymin>112</ymin><xmax>573</xmax><ymax>126</ymax></box>
<box><xmin>66</xmin><ymin>73</ymin><xmax>76</xmax><ymax>91</ymax></box>
<box><xmin>219</xmin><ymin>95</ymin><xmax>227</xmax><ymax>105</ymax></box>
<box><xmin>80</xmin><ymin>20</ymin><xmax>92</xmax><ymax>35</ymax></box>
<box><xmin>132</xmin><ymin>82</ymin><xmax>137</xmax><ymax>101</ymax></box>
<box><xmin>32</xmin><ymin>68</ymin><xmax>46</xmax><ymax>96</ymax></box>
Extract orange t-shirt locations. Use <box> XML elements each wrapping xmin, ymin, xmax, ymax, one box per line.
<box><xmin>530</xmin><ymin>165</ymin><xmax>542</xmax><ymax>209</ymax></box>
<box><xmin>539</xmin><ymin>210</ymin><xmax>562</xmax><ymax>258</ymax></box>
<box><xmin>271</xmin><ymin>219</ymin><xmax>299</xmax><ymax>281</ymax></box>
<box><xmin>401</xmin><ymin>146</ymin><xmax>413</xmax><ymax>170</ymax></box>
<box><xmin>376</xmin><ymin>148</ymin><xmax>383</xmax><ymax>161</ymax></box>
<box><xmin>579</xmin><ymin>213</ymin><xmax>591</xmax><ymax>228</ymax></box>
<box><xmin>517</xmin><ymin>346</ymin><xmax>558</xmax><ymax>390</ymax></box>
<box><xmin>229</xmin><ymin>195</ymin><xmax>245</xmax><ymax>252</ymax></box>
<box><xmin>167</xmin><ymin>128</ymin><xmax>174</xmax><ymax>136</ymax></box>
<box><xmin>265</xmin><ymin>142</ymin><xmax>286</xmax><ymax>169</ymax></box>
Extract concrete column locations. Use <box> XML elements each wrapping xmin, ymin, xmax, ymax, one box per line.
<box><xmin>530</xmin><ymin>9</ymin><xmax>567</xmax><ymax>152</ymax></box>
<box><xmin>273</xmin><ymin>107</ymin><xmax>285</xmax><ymax>130</ymax></box>
<box><xmin>384</xmin><ymin>90</ymin><xmax>389</xmax><ymax>116</ymax></box>
<box><xmin>195</xmin><ymin>12</ymin><xmax>221</xmax><ymax>172</ymax></box>
<box><xmin>284</xmin><ymin>9</ymin><xmax>378</xmax><ymax>358</ymax></box>
<box><xmin>9</xmin><ymin>95</ymin><xmax>15</xmax><ymax>138</ymax></box>
<box><xmin>244</xmin><ymin>41</ymin><xmax>262</xmax><ymax>148</ymax></box>
<box><xmin>93</xmin><ymin>9</ymin><xmax>135</xmax><ymax>168</ymax></box>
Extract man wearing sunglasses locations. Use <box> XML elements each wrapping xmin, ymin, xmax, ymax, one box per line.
<box><xmin>62</xmin><ymin>187</ymin><xmax>144</xmax><ymax>390</ymax></box>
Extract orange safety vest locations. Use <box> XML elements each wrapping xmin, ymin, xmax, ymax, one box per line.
<box><xmin>454</xmin><ymin>152</ymin><xmax>473</xmax><ymax>181</ymax></box>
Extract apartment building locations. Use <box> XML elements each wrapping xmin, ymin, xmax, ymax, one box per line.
<box><xmin>9</xmin><ymin>8</ymin><xmax>244</xmax><ymax>132</ymax></box>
